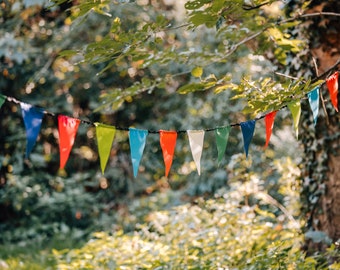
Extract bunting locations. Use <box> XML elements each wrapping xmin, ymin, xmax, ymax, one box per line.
<box><xmin>20</xmin><ymin>103</ymin><xmax>44</xmax><ymax>158</ymax></box>
<box><xmin>95</xmin><ymin>123</ymin><xmax>116</xmax><ymax>174</ymax></box>
<box><xmin>0</xmin><ymin>68</ymin><xmax>339</xmax><ymax>177</ymax></box>
<box><xmin>187</xmin><ymin>130</ymin><xmax>205</xmax><ymax>175</ymax></box>
<box><xmin>288</xmin><ymin>100</ymin><xmax>301</xmax><ymax>139</ymax></box>
<box><xmin>159</xmin><ymin>130</ymin><xmax>177</xmax><ymax>177</ymax></box>
<box><xmin>307</xmin><ymin>86</ymin><xmax>320</xmax><ymax>126</ymax></box>
<box><xmin>264</xmin><ymin>111</ymin><xmax>277</xmax><ymax>148</ymax></box>
<box><xmin>129</xmin><ymin>128</ymin><xmax>148</xmax><ymax>178</ymax></box>
<box><xmin>58</xmin><ymin>115</ymin><xmax>81</xmax><ymax>169</ymax></box>
<box><xmin>240</xmin><ymin>120</ymin><xmax>256</xmax><ymax>157</ymax></box>
<box><xmin>326</xmin><ymin>71</ymin><xmax>339</xmax><ymax>112</ymax></box>
<box><xmin>215</xmin><ymin>126</ymin><xmax>231</xmax><ymax>163</ymax></box>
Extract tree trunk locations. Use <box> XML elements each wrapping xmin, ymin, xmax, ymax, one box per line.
<box><xmin>297</xmin><ymin>0</ymin><xmax>340</xmax><ymax>253</ymax></box>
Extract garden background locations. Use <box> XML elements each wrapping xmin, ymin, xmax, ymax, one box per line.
<box><xmin>0</xmin><ymin>0</ymin><xmax>339</xmax><ymax>268</ymax></box>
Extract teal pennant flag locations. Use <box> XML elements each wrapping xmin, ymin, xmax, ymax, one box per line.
<box><xmin>240</xmin><ymin>120</ymin><xmax>256</xmax><ymax>157</ymax></box>
<box><xmin>20</xmin><ymin>103</ymin><xmax>44</xmax><ymax>158</ymax></box>
<box><xmin>129</xmin><ymin>128</ymin><xmax>148</xmax><ymax>177</ymax></box>
<box><xmin>215</xmin><ymin>126</ymin><xmax>231</xmax><ymax>163</ymax></box>
<box><xmin>307</xmin><ymin>86</ymin><xmax>320</xmax><ymax>126</ymax></box>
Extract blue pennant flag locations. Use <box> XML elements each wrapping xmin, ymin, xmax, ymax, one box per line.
<box><xmin>307</xmin><ymin>86</ymin><xmax>320</xmax><ymax>126</ymax></box>
<box><xmin>20</xmin><ymin>103</ymin><xmax>44</xmax><ymax>158</ymax></box>
<box><xmin>240</xmin><ymin>120</ymin><xmax>256</xmax><ymax>157</ymax></box>
<box><xmin>129</xmin><ymin>128</ymin><xmax>148</xmax><ymax>177</ymax></box>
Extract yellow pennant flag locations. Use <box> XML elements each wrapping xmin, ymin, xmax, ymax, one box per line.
<box><xmin>288</xmin><ymin>100</ymin><xmax>301</xmax><ymax>139</ymax></box>
<box><xmin>95</xmin><ymin>123</ymin><xmax>116</xmax><ymax>174</ymax></box>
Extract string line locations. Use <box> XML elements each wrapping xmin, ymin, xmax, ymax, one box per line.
<box><xmin>0</xmin><ymin>94</ymin><xmax>292</xmax><ymax>133</ymax></box>
<box><xmin>1</xmin><ymin>64</ymin><xmax>339</xmax><ymax>133</ymax></box>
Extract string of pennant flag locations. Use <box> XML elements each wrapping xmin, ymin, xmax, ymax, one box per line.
<box><xmin>0</xmin><ymin>71</ymin><xmax>338</xmax><ymax>177</ymax></box>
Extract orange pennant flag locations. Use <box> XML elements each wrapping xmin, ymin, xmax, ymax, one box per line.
<box><xmin>264</xmin><ymin>111</ymin><xmax>277</xmax><ymax>147</ymax></box>
<box><xmin>58</xmin><ymin>115</ymin><xmax>80</xmax><ymax>169</ymax></box>
<box><xmin>326</xmin><ymin>71</ymin><xmax>339</xmax><ymax>112</ymax></box>
<box><xmin>159</xmin><ymin>130</ymin><xmax>177</xmax><ymax>177</ymax></box>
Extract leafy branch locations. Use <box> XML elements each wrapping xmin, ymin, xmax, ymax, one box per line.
<box><xmin>55</xmin><ymin>0</ymin><xmax>340</xmax><ymax>113</ymax></box>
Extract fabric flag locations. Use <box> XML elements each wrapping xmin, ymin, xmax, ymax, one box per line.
<box><xmin>264</xmin><ymin>111</ymin><xmax>277</xmax><ymax>147</ymax></box>
<box><xmin>95</xmin><ymin>123</ymin><xmax>116</xmax><ymax>174</ymax></box>
<box><xmin>187</xmin><ymin>130</ymin><xmax>205</xmax><ymax>175</ymax></box>
<box><xmin>20</xmin><ymin>103</ymin><xmax>44</xmax><ymax>158</ymax></box>
<box><xmin>288</xmin><ymin>100</ymin><xmax>301</xmax><ymax>138</ymax></box>
<box><xmin>215</xmin><ymin>126</ymin><xmax>231</xmax><ymax>163</ymax></box>
<box><xmin>58</xmin><ymin>115</ymin><xmax>80</xmax><ymax>169</ymax></box>
<box><xmin>159</xmin><ymin>130</ymin><xmax>177</xmax><ymax>177</ymax></box>
<box><xmin>129</xmin><ymin>128</ymin><xmax>148</xmax><ymax>177</ymax></box>
<box><xmin>240</xmin><ymin>120</ymin><xmax>256</xmax><ymax>157</ymax></box>
<box><xmin>307</xmin><ymin>86</ymin><xmax>320</xmax><ymax>126</ymax></box>
<box><xmin>0</xmin><ymin>94</ymin><xmax>6</xmax><ymax>109</ymax></box>
<box><xmin>326</xmin><ymin>71</ymin><xmax>339</xmax><ymax>112</ymax></box>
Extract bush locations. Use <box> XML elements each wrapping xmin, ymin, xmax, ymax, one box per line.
<box><xmin>52</xmin><ymin>198</ymin><xmax>319</xmax><ymax>269</ymax></box>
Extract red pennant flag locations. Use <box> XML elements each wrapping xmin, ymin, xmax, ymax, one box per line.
<box><xmin>58</xmin><ymin>115</ymin><xmax>80</xmax><ymax>169</ymax></box>
<box><xmin>159</xmin><ymin>130</ymin><xmax>177</xmax><ymax>177</ymax></box>
<box><xmin>326</xmin><ymin>71</ymin><xmax>339</xmax><ymax>112</ymax></box>
<box><xmin>264</xmin><ymin>111</ymin><xmax>277</xmax><ymax>147</ymax></box>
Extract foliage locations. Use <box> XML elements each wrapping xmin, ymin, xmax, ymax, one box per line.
<box><xmin>50</xmin><ymin>0</ymin><xmax>316</xmax><ymax>117</ymax></box>
<box><xmin>232</xmin><ymin>76</ymin><xmax>324</xmax><ymax>115</ymax></box>
<box><xmin>0</xmin><ymin>171</ymin><xmax>99</xmax><ymax>243</ymax></box>
<box><xmin>51</xmin><ymin>157</ymin><xmax>338</xmax><ymax>269</ymax></box>
<box><xmin>1</xmin><ymin>0</ymin><xmax>307</xmax><ymax>247</ymax></box>
<box><xmin>1</xmin><ymin>0</ymin><xmax>339</xmax><ymax>266</ymax></box>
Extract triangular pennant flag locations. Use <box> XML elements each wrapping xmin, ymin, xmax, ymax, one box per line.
<box><xmin>288</xmin><ymin>100</ymin><xmax>301</xmax><ymax>139</ymax></box>
<box><xmin>159</xmin><ymin>130</ymin><xmax>177</xmax><ymax>177</ymax></box>
<box><xmin>215</xmin><ymin>126</ymin><xmax>230</xmax><ymax>163</ymax></box>
<box><xmin>307</xmin><ymin>86</ymin><xmax>320</xmax><ymax>126</ymax></box>
<box><xmin>326</xmin><ymin>71</ymin><xmax>339</xmax><ymax>112</ymax></box>
<box><xmin>0</xmin><ymin>94</ymin><xmax>6</xmax><ymax>109</ymax></box>
<box><xmin>240</xmin><ymin>120</ymin><xmax>256</xmax><ymax>157</ymax></box>
<box><xmin>264</xmin><ymin>111</ymin><xmax>277</xmax><ymax>148</ymax></box>
<box><xmin>95</xmin><ymin>123</ymin><xmax>116</xmax><ymax>174</ymax></box>
<box><xmin>187</xmin><ymin>130</ymin><xmax>205</xmax><ymax>175</ymax></box>
<box><xmin>20</xmin><ymin>103</ymin><xmax>44</xmax><ymax>158</ymax></box>
<box><xmin>129</xmin><ymin>128</ymin><xmax>148</xmax><ymax>177</ymax></box>
<box><xmin>58</xmin><ymin>115</ymin><xmax>80</xmax><ymax>169</ymax></box>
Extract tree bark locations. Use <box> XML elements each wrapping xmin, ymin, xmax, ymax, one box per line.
<box><xmin>297</xmin><ymin>0</ymin><xmax>340</xmax><ymax>252</ymax></box>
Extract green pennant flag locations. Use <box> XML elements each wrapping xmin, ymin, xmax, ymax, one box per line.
<box><xmin>288</xmin><ymin>100</ymin><xmax>301</xmax><ymax>139</ymax></box>
<box><xmin>95</xmin><ymin>123</ymin><xmax>116</xmax><ymax>174</ymax></box>
<box><xmin>0</xmin><ymin>94</ymin><xmax>6</xmax><ymax>109</ymax></box>
<box><xmin>215</xmin><ymin>126</ymin><xmax>231</xmax><ymax>163</ymax></box>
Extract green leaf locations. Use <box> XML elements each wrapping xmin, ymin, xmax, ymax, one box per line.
<box><xmin>58</xmin><ymin>50</ymin><xmax>78</xmax><ymax>58</ymax></box>
<box><xmin>185</xmin><ymin>0</ymin><xmax>211</xmax><ymax>10</ymax></box>
<box><xmin>214</xmin><ymin>82</ymin><xmax>237</xmax><ymax>94</ymax></box>
<box><xmin>216</xmin><ymin>16</ymin><xmax>225</xmax><ymax>30</ymax></box>
<box><xmin>189</xmin><ymin>12</ymin><xmax>217</xmax><ymax>27</ymax></box>
<box><xmin>177</xmin><ymin>83</ymin><xmax>206</xmax><ymax>94</ymax></box>
<box><xmin>191</xmin><ymin>66</ymin><xmax>203</xmax><ymax>78</ymax></box>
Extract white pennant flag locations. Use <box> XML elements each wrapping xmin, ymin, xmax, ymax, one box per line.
<box><xmin>187</xmin><ymin>130</ymin><xmax>205</xmax><ymax>175</ymax></box>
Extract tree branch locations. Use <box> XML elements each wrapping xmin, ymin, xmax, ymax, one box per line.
<box><xmin>242</xmin><ymin>1</ymin><xmax>270</xmax><ymax>11</ymax></box>
<box><xmin>312</xmin><ymin>58</ymin><xmax>340</xmax><ymax>82</ymax></box>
